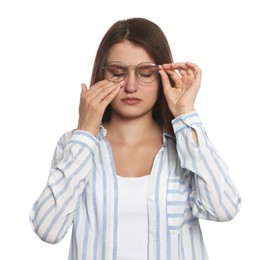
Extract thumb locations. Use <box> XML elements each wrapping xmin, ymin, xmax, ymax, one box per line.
<box><xmin>81</xmin><ymin>83</ymin><xmax>88</xmax><ymax>93</ymax></box>
<box><xmin>158</xmin><ymin>67</ymin><xmax>172</xmax><ymax>93</ymax></box>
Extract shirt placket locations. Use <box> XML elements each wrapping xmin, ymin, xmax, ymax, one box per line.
<box><xmin>147</xmin><ymin>143</ymin><xmax>166</xmax><ymax>260</ymax></box>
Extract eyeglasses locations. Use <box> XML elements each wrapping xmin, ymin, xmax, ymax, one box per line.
<box><xmin>102</xmin><ymin>62</ymin><xmax>159</xmax><ymax>83</ymax></box>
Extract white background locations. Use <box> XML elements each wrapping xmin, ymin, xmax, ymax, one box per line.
<box><xmin>0</xmin><ymin>0</ymin><xmax>267</xmax><ymax>259</ymax></box>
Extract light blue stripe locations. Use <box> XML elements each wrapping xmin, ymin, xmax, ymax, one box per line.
<box><xmin>54</xmin><ymin>213</ymin><xmax>72</xmax><ymax>243</ymax></box>
<box><xmin>70</xmin><ymin>228</ymin><xmax>75</xmax><ymax>260</ymax></box>
<box><xmin>201</xmin><ymin>129</ymin><xmax>228</xmax><ymax>182</ymax></box>
<box><xmin>167</xmin><ymin>201</ymin><xmax>185</xmax><ymax>206</ymax></box>
<box><xmin>189</xmin><ymin>227</ymin><xmax>196</xmax><ymax>260</ymax></box>
<box><xmin>99</xmin><ymin>143</ymin><xmax>107</xmax><ymax>260</ymax></box>
<box><xmin>62</xmin><ymin>143</ymin><xmax>74</xmax><ymax>163</ymax></box>
<box><xmin>35</xmin><ymin>204</ymin><xmax>55</xmax><ymax>233</ymax></box>
<box><xmin>39</xmin><ymin>150</ymin><xmax>91</xmax><ymax>239</ymax></box>
<box><xmin>42</xmin><ymin>179</ymin><xmax>86</xmax><ymax>240</ymax></box>
<box><xmin>168</xmin><ymin>174</ymin><xmax>191</xmax><ymax>184</ymax></box>
<box><xmin>166</xmin><ymin>139</ymin><xmax>172</xmax><ymax>260</ymax></box>
<box><xmin>155</xmin><ymin>150</ymin><xmax>164</xmax><ymax>260</ymax></box>
<box><xmin>168</xmin><ymin>178</ymin><xmax>180</xmax><ymax>183</ymax></box>
<box><xmin>199</xmin><ymin>127</ymin><xmax>236</xmax><ymax>218</ymax></box>
<box><xmin>167</xmin><ymin>213</ymin><xmax>184</xmax><ymax>218</ymax></box>
<box><xmin>197</xmin><ymin>147</ymin><xmax>230</xmax><ymax>219</ymax></box>
<box><xmin>202</xmin><ymin>183</ymin><xmax>217</xmax><ymax>220</ymax></box>
<box><xmin>104</xmin><ymin>140</ymin><xmax>119</xmax><ymax>260</ymax></box>
<box><xmin>72</xmin><ymin>198</ymin><xmax>81</xmax><ymax>259</ymax></box>
<box><xmin>197</xmin><ymin>148</ymin><xmax>223</xmax><ymax>201</ymax></box>
<box><xmin>113</xmin><ymin>177</ymin><xmax>118</xmax><ymax>260</ymax></box>
<box><xmin>175</xmin><ymin>122</ymin><xmax>203</xmax><ymax>134</ymax></box>
<box><xmin>50</xmin><ymin>176</ymin><xmax>64</xmax><ymax>187</ymax></box>
<box><xmin>172</xmin><ymin>112</ymin><xmax>199</xmax><ymax>125</ymax></box>
<box><xmin>180</xmin><ymin>232</ymin><xmax>185</xmax><ymax>260</ymax></box>
<box><xmin>73</xmin><ymin>130</ymin><xmax>98</xmax><ymax>143</ymax></box>
<box><xmin>224</xmin><ymin>190</ymin><xmax>237</xmax><ymax>209</ymax></box>
<box><xmin>222</xmin><ymin>204</ymin><xmax>233</xmax><ymax>221</ymax></box>
<box><xmin>227</xmin><ymin>179</ymin><xmax>238</xmax><ymax>198</ymax></box>
<box><xmin>34</xmin><ymin>193</ymin><xmax>53</xmax><ymax>219</ymax></box>
<box><xmin>69</xmin><ymin>140</ymin><xmax>94</xmax><ymax>154</ymax></box>
<box><xmin>175</xmin><ymin>133</ymin><xmax>187</xmax><ymax>170</ymax></box>
<box><xmin>58</xmin><ymin>135</ymin><xmax>66</xmax><ymax>151</ymax></box>
<box><xmin>92</xmin><ymin>162</ymin><xmax>98</xmax><ymax>260</ymax></box>
<box><xmin>168</xmin><ymin>218</ymin><xmax>198</xmax><ymax>230</ymax></box>
<box><xmin>55</xmin><ymin>147</ymin><xmax>88</xmax><ymax>201</ymax></box>
<box><xmin>167</xmin><ymin>187</ymin><xmax>189</xmax><ymax>194</ymax></box>
<box><xmin>183</xmin><ymin>131</ymin><xmax>219</xmax><ymax>220</ymax></box>
<box><xmin>82</xmin><ymin>188</ymin><xmax>89</xmax><ymax>260</ymax></box>
<box><xmin>198</xmin><ymin>224</ymin><xmax>206</xmax><ymax>260</ymax></box>
<box><xmin>50</xmin><ymin>168</ymin><xmax>62</xmax><ymax>177</ymax></box>
<box><xmin>36</xmin><ymin>146</ymin><xmax>79</xmax><ymax>216</ymax></box>
<box><xmin>59</xmin><ymin>144</ymin><xmax>84</xmax><ymax>171</ymax></box>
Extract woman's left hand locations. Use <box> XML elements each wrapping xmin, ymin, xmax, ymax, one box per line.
<box><xmin>159</xmin><ymin>62</ymin><xmax>202</xmax><ymax>117</ymax></box>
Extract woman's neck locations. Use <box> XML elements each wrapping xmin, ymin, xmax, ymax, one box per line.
<box><xmin>104</xmin><ymin>113</ymin><xmax>162</xmax><ymax>144</ymax></box>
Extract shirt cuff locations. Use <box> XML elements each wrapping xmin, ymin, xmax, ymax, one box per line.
<box><xmin>70</xmin><ymin>130</ymin><xmax>98</xmax><ymax>151</ymax></box>
<box><xmin>172</xmin><ymin>111</ymin><xmax>202</xmax><ymax>133</ymax></box>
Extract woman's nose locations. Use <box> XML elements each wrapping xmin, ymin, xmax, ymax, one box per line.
<box><xmin>124</xmin><ymin>70</ymin><xmax>138</xmax><ymax>93</ymax></box>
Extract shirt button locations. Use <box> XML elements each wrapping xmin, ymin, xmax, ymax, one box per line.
<box><xmin>150</xmin><ymin>229</ymin><xmax>155</xmax><ymax>235</ymax></box>
<box><xmin>149</xmin><ymin>195</ymin><xmax>154</xmax><ymax>201</ymax></box>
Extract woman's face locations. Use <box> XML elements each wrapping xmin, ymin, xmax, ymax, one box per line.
<box><xmin>105</xmin><ymin>40</ymin><xmax>160</xmax><ymax>120</ymax></box>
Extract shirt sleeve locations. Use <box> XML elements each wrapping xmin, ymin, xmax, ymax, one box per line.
<box><xmin>172</xmin><ymin>111</ymin><xmax>241</xmax><ymax>222</ymax></box>
<box><xmin>29</xmin><ymin>130</ymin><xmax>98</xmax><ymax>244</ymax></box>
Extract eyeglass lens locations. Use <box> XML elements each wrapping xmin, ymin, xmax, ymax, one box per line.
<box><xmin>104</xmin><ymin>62</ymin><xmax>158</xmax><ymax>83</ymax></box>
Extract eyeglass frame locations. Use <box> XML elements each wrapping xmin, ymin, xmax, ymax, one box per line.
<box><xmin>102</xmin><ymin>61</ymin><xmax>160</xmax><ymax>84</ymax></box>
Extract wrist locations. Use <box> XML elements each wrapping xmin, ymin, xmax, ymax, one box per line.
<box><xmin>77</xmin><ymin>121</ymin><xmax>100</xmax><ymax>137</ymax></box>
<box><xmin>174</xmin><ymin>106</ymin><xmax>195</xmax><ymax>117</ymax></box>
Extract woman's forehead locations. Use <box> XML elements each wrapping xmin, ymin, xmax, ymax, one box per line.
<box><xmin>106</xmin><ymin>41</ymin><xmax>155</xmax><ymax>65</ymax></box>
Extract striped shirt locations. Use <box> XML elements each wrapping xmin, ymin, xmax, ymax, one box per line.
<box><xmin>30</xmin><ymin>112</ymin><xmax>241</xmax><ymax>260</ymax></box>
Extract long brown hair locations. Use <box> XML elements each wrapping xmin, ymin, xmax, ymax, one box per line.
<box><xmin>90</xmin><ymin>17</ymin><xmax>175</xmax><ymax>135</ymax></box>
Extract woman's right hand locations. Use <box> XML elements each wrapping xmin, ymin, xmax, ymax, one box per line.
<box><xmin>77</xmin><ymin>80</ymin><xmax>124</xmax><ymax>136</ymax></box>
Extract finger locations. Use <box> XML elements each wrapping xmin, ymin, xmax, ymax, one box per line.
<box><xmin>80</xmin><ymin>81</ymin><xmax>104</xmax><ymax>101</ymax></box>
<box><xmin>178</xmin><ymin>70</ymin><xmax>191</xmax><ymax>85</ymax></box>
<box><xmin>97</xmin><ymin>83</ymin><xmax>122</xmax><ymax>103</ymax></box>
<box><xmin>185</xmin><ymin>61</ymin><xmax>202</xmax><ymax>80</ymax></box>
<box><xmin>101</xmin><ymin>86</ymin><xmax>121</xmax><ymax>106</ymax></box>
<box><xmin>81</xmin><ymin>83</ymin><xmax>88</xmax><ymax>93</ymax></box>
<box><xmin>178</xmin><ymin>69</ymin><xmax>187</xmax><ymax>76</ymax></box>
<box><xmin>82</xmin><ymin>81</ymin><xmax>123</xmax><ymax>102</ymax></box>
<box><xmin>162</xmin><ymin>63</ymin><xmax>189</xmax><ymax>81</ymax></box>
<box><xmin>162</xmin><ymin>68</ymin><xmax>184</xmax><ymax>86</ymax></box>
<box><xmin>79</xmin><ymin>81</ymin><xmax>114</xmax><ymax>111</ymax></box>
<box><xmin>162</xmin><ymin>62</ymin><xmax>188</xmax><ymax>70</ymax></box>
<box><xmin>83</xmin><ymin>80</ymin><xmax>114</xmax><ymax>98</ymax></box>
<box><xmin>158</xmin><ymin>66</ymin><xmax>173</xmax><ymax>92</ymax></box>
<box><xmin>86</xmin><ymin>82</ymin><xmax>123</xmax><ymax>109</ymax></box>
<box><xmin>186</xmin><ymin>68</ymin><xmax>195</xmax><ymax>76</ymax></box>
<box><xmin>185</xmin><ymin>61</ymin><xmax>200</xmax><ymax>70</ymax></box>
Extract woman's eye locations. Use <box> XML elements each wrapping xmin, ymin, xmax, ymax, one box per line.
<box><xmin>139</xmin><ymin>68</ymin><xmax>156</xmax><ymax>77</ymax></box>
<box><xmin>109</xmin><ymin>68</ymin><xmax>126</xmax><ymax>77</ymax></box>
<box><xmin>112</xmin><ymin>72</ymin><xmax>125</xmax><ymax>76</ymax></box>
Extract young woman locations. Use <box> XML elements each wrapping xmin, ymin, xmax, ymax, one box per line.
<box><xmin>30</xmin><ymin>17</ymin><xmax>241</xmax><ymax>260</ymax></box>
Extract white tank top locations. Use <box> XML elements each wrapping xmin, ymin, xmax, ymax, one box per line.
<box><xmin>117</xmin><ymin>174</ymin><xmax>149</xmax><ymax>260</ymax></box>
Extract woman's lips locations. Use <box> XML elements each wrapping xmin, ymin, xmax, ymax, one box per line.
<box><xmin>121</xmin><ymin>97</ymin><xmax>142</xmax><ymax>105</ymax></box>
